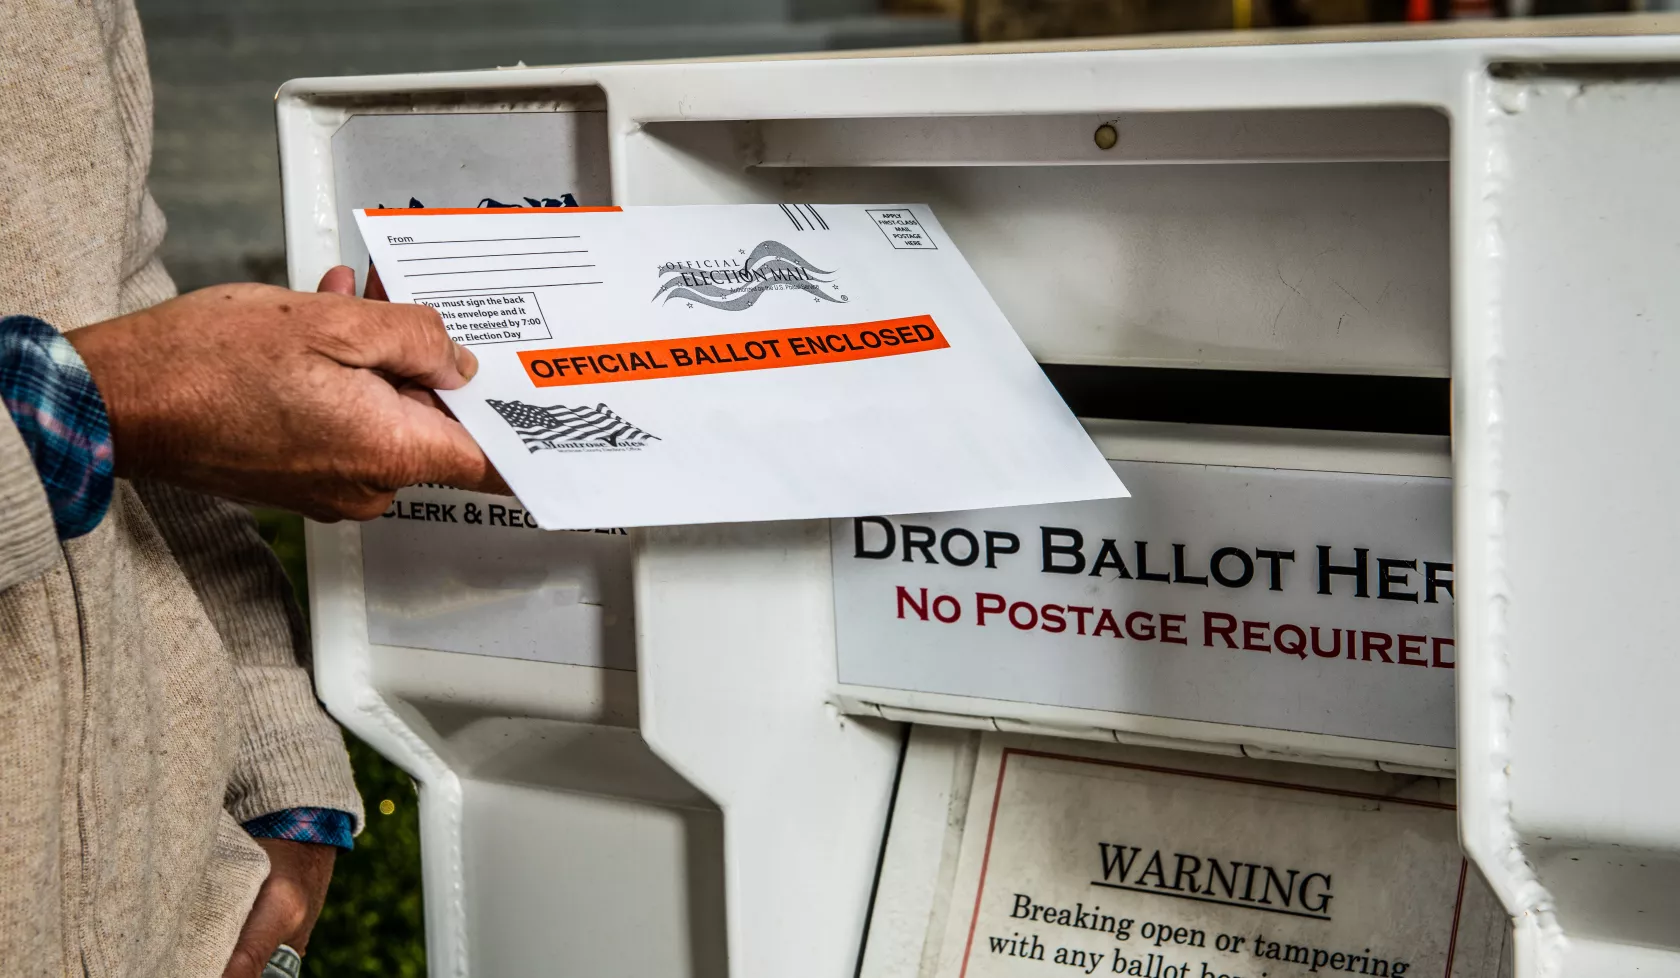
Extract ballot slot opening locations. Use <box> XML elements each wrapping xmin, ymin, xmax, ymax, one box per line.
<box><xmin>638</xmin><ymin>106</ymin><xmax>1451</xmax><ymax>387</ymax></box>
<box><xmin>1041</xmin><ymin>365</ymin><xmax>1450</xmax><ymax>436</ymax></box>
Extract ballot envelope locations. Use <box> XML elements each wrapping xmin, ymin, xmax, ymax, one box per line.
<box><xmin>277</xmin><ymin>24</ymin><xmax>1680</xmax><ymax>978</ymax></box>
<box><xmin>353</xmin><ymin>203</ymin><xmax>1125</xmax><ymax>529</ymax></box>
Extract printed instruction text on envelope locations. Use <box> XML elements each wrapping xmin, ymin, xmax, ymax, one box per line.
<box><xmin>355</xmin><ymin>203</ymin><xmax>1125</xmax><ymax>529</ymax></box>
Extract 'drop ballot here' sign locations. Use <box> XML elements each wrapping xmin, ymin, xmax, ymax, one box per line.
<box><xmin>356</xmin><ymin>203</ymin><xmax>1124</xmax><ymax>529</ymax></box>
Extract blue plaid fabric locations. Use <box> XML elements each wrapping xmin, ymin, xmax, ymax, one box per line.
<box><xmin>0</xmin><ymin>315</ymin><xmax>114</xmax><ymax>539</ymax></box>
<box><xmin>244</xmin><ymin>807</ymin><xmax>357</xmax><ymax>851</ymax></box>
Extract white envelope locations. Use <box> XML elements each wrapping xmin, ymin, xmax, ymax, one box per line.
<box><xmin>355</xmin><ymin>203</ymin><xmax>1125</xmax><ymax>529</ymax></box>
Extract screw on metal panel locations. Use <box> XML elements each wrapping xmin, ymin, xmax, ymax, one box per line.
<box><xmin>1093</xmin><ymin>123</ymin><xmax>1119</xmax><ymax>151</ymax></box>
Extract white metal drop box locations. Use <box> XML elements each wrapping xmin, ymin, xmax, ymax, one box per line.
<box><xmin>279</xmin><ymin>20</ymin><xmax>1680</xmax><ymax>978</ymax></box>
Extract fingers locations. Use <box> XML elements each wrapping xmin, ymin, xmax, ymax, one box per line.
<box><xmin>321</xmin><ymin>301</ymin><xmax>479</xmax><ymax>390</ymax></box>
<box><xmin>397</xmin><ymin>384</ymin><xmax>446</xmax><ymax>410</ymax></box>
<box><xmin>470</xmin><ymin>463</ymin><xmax>514</xmax><ymax>498</ymax></box>
<box><xmin>391</xmin><ymin>398</ymin><xmax>502</xmax><ymax>490</ymax></box>
<box><xmin>220</xmin><ymin>941</ymin><xmax>271</xmax><ymax>978</ymax></box>
<box><xmin>320</xmin><ymin>261</ymin><xmax>477</xmax><ymax>389</ymax></box>
<box><xmin>307</xmin><ymin>488</ymin><xmax>396</xmax><ymax>524</ymax></box>
<box><xmin>316</xmin><ymin>265</ymin><xmax>356</xmax><ymax>296</ymax></box>
<box><xmin>279</xmin><ymin>365</ymin><xmax>504</xmax><ymax>520</ymax></box>
<box><xmin>355</xmin><ymin>389</ymin><xmax>515</xmax><ymax>502</ymax></box>
<box><xmin>391</xmin><ymin>385</ymin><xmax>517</xmax><ymax>495</ymax></box>
<box><xmin>221</xmin><ymin>889</ymin><xmax>300</xmax><ymax>978</ymax></box>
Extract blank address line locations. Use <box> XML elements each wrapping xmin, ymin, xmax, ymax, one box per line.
<box><xmin>412</xmin><ymin>282</ymin><xmax>603</xmax><ymax>296</ymax></box>
<box><xmin>390</xmin><ymin>235</ymin><xmax>580</xmax><ymax>245</ymax></box>
<box><xmin>403</xmin><ymin>263</ymin><xmax>596</xmax><ymax>278</ymax></box>
<box><xmin>397</xmin><ymin>250</ymin><xmax>588</xmax><ymax>262</ymax></box>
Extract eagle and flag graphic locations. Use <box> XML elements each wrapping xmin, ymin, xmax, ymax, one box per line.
<box><xmin>653</xmin><ymin>240</ymin><xmax>845</xmax><ymax>312</ymax></box>
<box><xmin>487</xmin><ymin>399</ymin><xmax>660</xmax><ymax>453</ymax></box>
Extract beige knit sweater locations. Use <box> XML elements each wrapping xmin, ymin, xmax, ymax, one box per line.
<box><xmin>0</xmin><ymin>2</ymin><xmax>364</xmax><ymax>975</ymax></box>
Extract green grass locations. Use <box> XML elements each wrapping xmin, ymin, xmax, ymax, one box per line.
<box><xmin>253</xmin><ymin>509</ymin><xmax>427</xmax><ymax>976</ymax></box>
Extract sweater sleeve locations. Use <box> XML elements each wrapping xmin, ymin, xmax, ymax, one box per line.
<box><xmin>133</xmin><ymin>481</ymin><xmax>365</xmax><ymax>832</ymax></box>
<box><xmin>0</xmin><ymin>408</ymin><xmax>57</xmax><ymax>592</ymax></box>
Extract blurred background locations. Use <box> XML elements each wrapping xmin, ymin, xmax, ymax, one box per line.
<box><xmin>139</xmin><ymin>0</ymin><xmax>1678</xmax><ymax>296</ymax></box>
<box><xmin>134</xmin><ymin>0</ymin><xmax>1672</xmax><ymax>972</ymax></box>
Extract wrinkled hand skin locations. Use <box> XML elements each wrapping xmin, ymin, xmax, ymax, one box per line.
<box><xmin>67</xmin><ymin>266</ymin><xmax>505</xmax><ymax>520</ymax></box>
<box><xmin>220</xmin><ymin>839</ymin><xmax>336</xmax><ymax>978</ymax></box>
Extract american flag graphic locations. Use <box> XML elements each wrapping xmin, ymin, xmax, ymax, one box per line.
<box><xmin>486</xmin><ymin>399</ymin><xmax>661</xmax><ymax>452</ymax></box>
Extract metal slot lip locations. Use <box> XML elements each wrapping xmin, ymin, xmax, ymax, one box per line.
<box><xmin>1042</xmin><ymin>363</ymin><xmax>1450</xmax><ymax>436</ymax></box>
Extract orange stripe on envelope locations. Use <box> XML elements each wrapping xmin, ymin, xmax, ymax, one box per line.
<box><xmin>519</xmin><ymin>315</ymin><xmax>949</xmax><ymax>387</ymax></box>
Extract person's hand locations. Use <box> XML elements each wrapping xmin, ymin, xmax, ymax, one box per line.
<box><xmin>66</xmin><ymin>266</ymin><xmax>506</xmax><ymax>520</ymax></box>
<box><xmin>221</xmin><ymin>839</ymin><xmax>336</xmax><ymax>978</ymax></box>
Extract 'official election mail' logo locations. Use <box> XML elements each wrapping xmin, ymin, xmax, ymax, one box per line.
<box><xmin>487</xmin><ymin>399</ymin><xmax>660</xmax><ymax>453</ymax></box>
<box><xmin>653</xmin><ymin>241</ymin><xmax>848</xmax><ymax>312</ymax></box>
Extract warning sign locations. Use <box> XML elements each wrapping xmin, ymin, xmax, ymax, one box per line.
<box><xmin>928</xmin><ymin>739</ymin><xmax>1508</xmax><ymax>978</ymax></box>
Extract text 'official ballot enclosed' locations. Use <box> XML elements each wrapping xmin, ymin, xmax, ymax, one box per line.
<box><xmin>355</xmin><ymin>203</ymin><xmax>1124</xmax><ymax>529</ymax></box>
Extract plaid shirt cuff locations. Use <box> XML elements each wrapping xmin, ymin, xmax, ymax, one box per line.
<box><xmin>243</xmin><ymin>807</ymin><xmax>357</xmax><ymax>851</ymax></box>
<box><xmin>0</xmin><ymin>316</ymin><xmax>113</xmax><ymax>540</ymax></box>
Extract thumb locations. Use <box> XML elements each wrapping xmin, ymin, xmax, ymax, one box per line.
<box><xmin>314</xmin><ymin>295</ymin><xmax>477</xmax><ymax>391</ymax></box>
<box><xmin>317</xmin><ymin>265</ymin><xmax>356</xmax><ymax>295</ymax></box>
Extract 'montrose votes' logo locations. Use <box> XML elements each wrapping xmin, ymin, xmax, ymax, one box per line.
<box><xmin>487</xmin><ymin>399</ymin><xmax>660</xmax><ymax>453</ymax></box>
<box><xmin>653</xmin><ymin>240</ymin><xmax>848</xmax><ymax>312</ymax></box>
